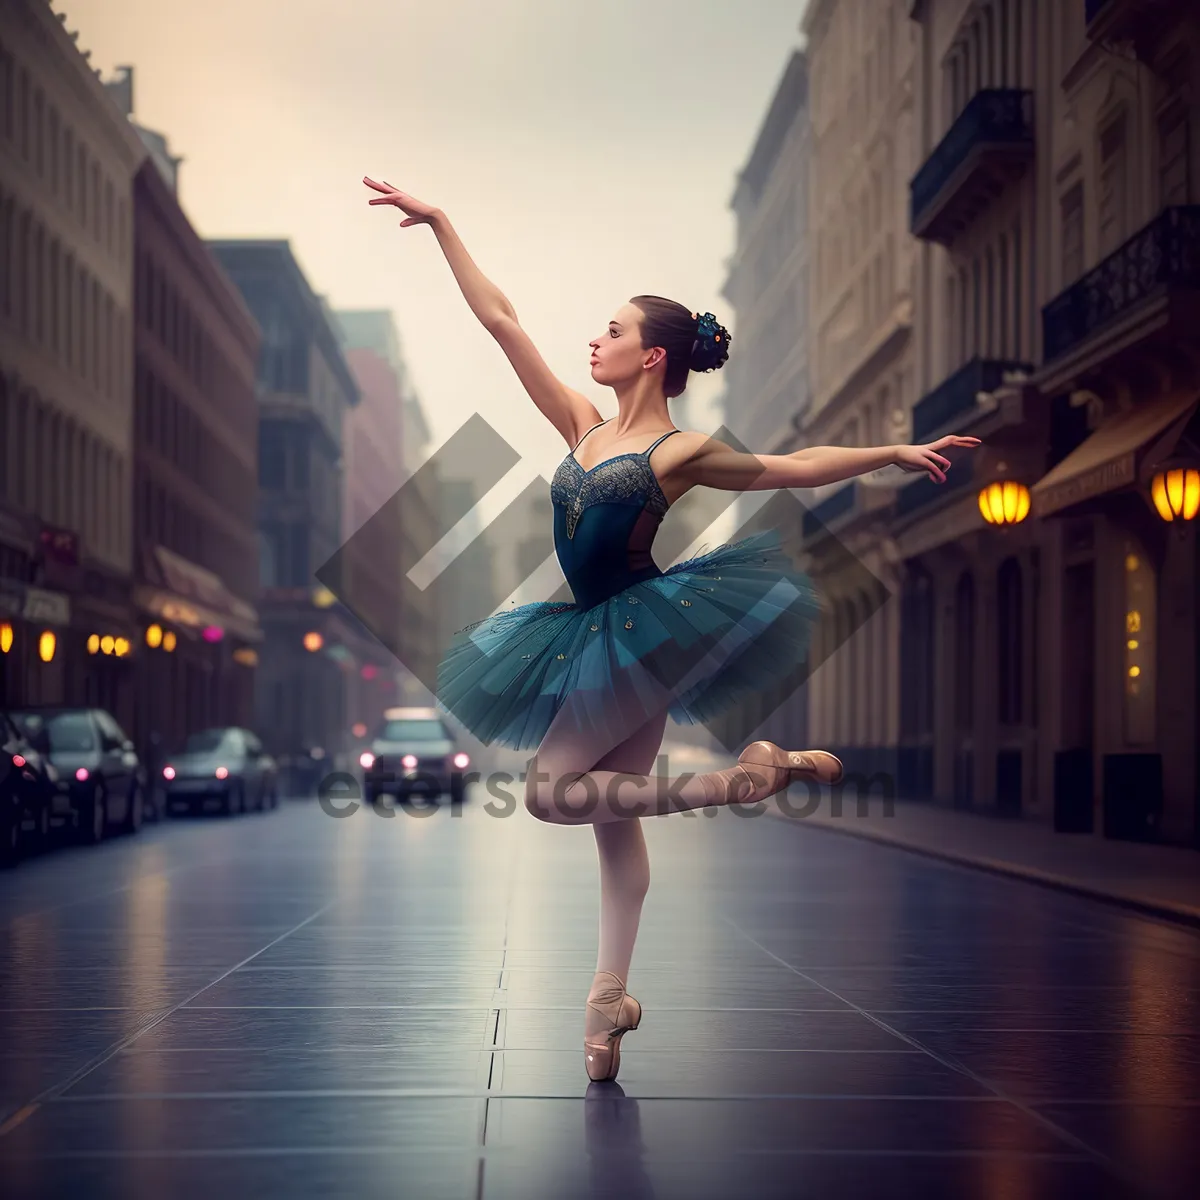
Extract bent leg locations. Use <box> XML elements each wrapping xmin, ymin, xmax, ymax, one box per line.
<box><xmin>524</xmin><ymin>683</ymin><xmax>759</xmax><ymax>825</ymax></box>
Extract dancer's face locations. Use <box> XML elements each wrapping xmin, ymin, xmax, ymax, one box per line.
<box><xmin>588</xmin><ymin>302</ymin><xmax>664</xmax><ymax>389</ymax></box>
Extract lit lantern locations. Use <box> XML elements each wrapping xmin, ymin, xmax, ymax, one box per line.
<box><xmin>146</xmin><ymin>623</ymin><xmax>163</xmax><ymax>648</ymax></box>
<box><xmin>114</xmin><ymin>637</ymin><xmax>131</xmax><ymax>657</ymax></box>
<box><xmin>87</xmin><ymin>634</ymin><xmax>100</xmax><ymax>654</ymax></box>
<box><xmin>303</xmin><ymin>631</ymin><xmax>324</xmax><ymax>652</ymax></box>
<box><xmin>163</xmin><ymin>630</ymin><xmax>177</xmax><ymax>652</ymax></box>
<box><xmin>978</xmin><ymin>480</ymin><xmax>1031</xmax><ymax>525</ymax></box>
<box><xmin>312</xmin><ymin>586</ymin><xmax>337</xmax><ymax>609</ymax></box>
<box><xmin>38</xmin><ymin>630</ymin><xmax>56</xmax><ymax>662</ymax></box>
<box><xmin>100</xmin><ymin>635</ymin><xmax>115</xmax><ymax>655</ymax></box>
<box><xmin>0</xmin><ymin>623</ymin><xmax>13</xmax><ymax>653</ymax></box>
<box><xmin>1150</xmin><ymin>467</ymin><xmax>1200</xmax><ymax>522</ymax></box>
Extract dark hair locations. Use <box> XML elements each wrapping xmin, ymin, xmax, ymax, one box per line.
<box><xmin>629</xmin><ymin>295</ymin><xmax>731</xmax><ymax>399</ymax></box>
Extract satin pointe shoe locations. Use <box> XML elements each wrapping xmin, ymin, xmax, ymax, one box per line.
<box><xmin>584</xmin><ymin>970</ymin><xmax>642</xmax><ymax>1083</ymax></box>
<box><xmin>733</xmin><ymin>740</ymin><xmax>844</xmax><ymax>802</ymax></box>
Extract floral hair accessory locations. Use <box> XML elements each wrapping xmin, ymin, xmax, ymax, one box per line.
<box><xmin>690</xmin><ymin>311</ymin><xmax>731</xmax><ymax>372</ymax></box>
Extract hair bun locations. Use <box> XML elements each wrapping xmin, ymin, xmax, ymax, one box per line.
<box><xmin>689</xmin><ymin>311</ymin><xmax>731</xmax><ymax>374</ymax></box>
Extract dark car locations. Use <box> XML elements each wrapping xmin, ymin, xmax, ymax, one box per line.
<box><xmin>10</xmin><ymin>707</ymin><xmax>145</xmax><ymax>844</ymax></box>
<box><xmin>161</xmin><ymin>727</ymin><xmax>279</xmax><ymax>816</ymax></box>
<box><xmin>1</xmin><ymin>712</ymin><xmax>61</xmax><ymax>865</ymax></box>
<box><xmin>359</xmin><ymin>707</ymin><xmax>471</xmax><ymax>806</ymax></box>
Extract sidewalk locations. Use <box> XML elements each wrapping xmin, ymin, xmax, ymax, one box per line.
<box><xmin>766</xmin><ymin>792</ymin><xmax>1200</xmax><ymax>927</ymax></box>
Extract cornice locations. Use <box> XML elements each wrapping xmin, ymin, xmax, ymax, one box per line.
<box><xmin>14</xmin><ymin>0</ymin><xmax>147</xmax><ymax>171</ymax></box>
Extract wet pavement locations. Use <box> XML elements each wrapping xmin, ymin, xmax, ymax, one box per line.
<box><xmin>1</xmin><ymin>784</ymin><xmax>1198</xmax><ymax>1199</ymax></box>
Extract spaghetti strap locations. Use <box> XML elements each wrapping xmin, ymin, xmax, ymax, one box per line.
<box><xmin>644</xmin><ymin>428</ymin><xmax>682</xmax><ymax>459</ymax></box>
<box><xmin>571</xmin><ymin>419</ymin><xmax>609</xmax><ymax>452</ymax></box>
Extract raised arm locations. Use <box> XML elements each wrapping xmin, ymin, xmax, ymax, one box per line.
<box><xmin>676</xmin><ymin>434</ymin><xmax>981</xmax><ymax>492</ymax></box>
<box><xmin>364</xmin><ymin>177</ymin><xmax>600</xmax><ymax>447</ymax></box>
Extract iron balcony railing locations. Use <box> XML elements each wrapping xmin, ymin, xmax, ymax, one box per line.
<box><xmin>1041</xmin><ymin>206</ymin><xmax>1200</xmax><ymax>364</ymax></box>
<box><xmin>910</xmin><ymin>89</ymin><xmax>1034</xmax><ymax>233</ymax></box>
<box><xmin>911</xmin><ymin>357</ymin><xmax>1034</xmax><ymax>443</ymax></box>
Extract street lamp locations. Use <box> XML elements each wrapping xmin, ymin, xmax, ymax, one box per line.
<box><xmin>303</xmin><ymin>631</ymin><xmax>324</xmax><ymax>652</ymax></box>
<box><xmin>1150</xmin><ymin>466</ymin><xmax>1200</xmax><ymax>522</ymax></box>
<box><xmin>978</xmin><ymin>479</ymin><xmax>1031</xmax><ymax>525</ymax></box>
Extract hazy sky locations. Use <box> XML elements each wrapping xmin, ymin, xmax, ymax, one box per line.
<box><xmin>62</xmin><ymin>0</ymin><xmax>809</xmax><ymax>497</ymax></box>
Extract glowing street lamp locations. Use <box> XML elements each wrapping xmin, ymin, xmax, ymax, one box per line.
<box><xmin>978</xmin><ymin>480</ymin><xmax>1031</xmax><ymax>525</ymax></box>
<box><xmin>1150</xmin><ymin>467</ymin><xmax>1200</xmax><ymax>522</ymax></box>
<box><xmin>303</xmin><ymin>631</ymin><xmax>324</xmax><ymax>652</ymax></box>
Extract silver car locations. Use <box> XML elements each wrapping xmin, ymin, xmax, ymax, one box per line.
<box><xmin>359</xmin><ymin>707</ymin><xmax>471</xmax><ymax>806</ymax></box>
<box><xmin>162</xmin><ymin>727</ymin><xmax>278</xmax><ymax>816</ymax></box>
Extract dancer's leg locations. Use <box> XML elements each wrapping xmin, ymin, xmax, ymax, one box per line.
<box><xmin>524</xmin><ymin>682</ymin><xmax>769</xmax><ymax>826</ymax></box>
<box><xmin>591</xmin><ymin>711</ymin><xmax>664</xmax><ymax>982</ymax></box>
<box><xmin>586</xmin><ymin>712</ymin><xmax>664</xmax><ymax>1052</ymax></box>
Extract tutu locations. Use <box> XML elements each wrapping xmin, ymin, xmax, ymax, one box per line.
<box><xmin>436</xmin><ymin>526</ymin><xmax>820</xmax><ymax>750</ymax></box>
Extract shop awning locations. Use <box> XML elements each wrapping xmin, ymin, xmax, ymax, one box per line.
<box><xmin>135</xmin><ymin>545</ymin><xmax>263</xmax><ymax>642</ymax></box>
<box><xmin>1032</xmin><ymin>392</ymin><xmax>1198</xmax><ymax>517</ymax></box>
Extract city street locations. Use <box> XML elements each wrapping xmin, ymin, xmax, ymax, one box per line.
<box><xmin>1</xmin><ymin>781</ymin><xmax>1197</xmax><ymax>1199</ymax></box>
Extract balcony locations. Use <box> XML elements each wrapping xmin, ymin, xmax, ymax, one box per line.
<box><xmin>802</xmin><ymin>482</ymin><xmax>857</xmax><ymax>539</ymax></box>
<box><xmin>1085</xmin><ymin>0</ymin><xmax>1177</xmax><ymax>61</ymax></box>
<box><xmin>910</xmin><ymin>90</ymin><xmax>1034</xmax><ymax>246</ymax></box>
<box><xmin>1041</xmin><ymin>206</ymin><xmax>1200</xmax><ymax>378</ymax></box>
<box><xmin>895</xmin><ymin>459</ymin><xmax>974</xmax><ymax>519</ymax></box>
<box><xmin>911</xmin><ymin>358</ymin><xmax>1034</xmax><ymax>442</ymax></box>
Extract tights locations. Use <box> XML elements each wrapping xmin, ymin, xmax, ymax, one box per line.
<box><xmin>522</xmin><ymin>682</ymin><xmax>764</xmax><ymax>1045</ymax></box>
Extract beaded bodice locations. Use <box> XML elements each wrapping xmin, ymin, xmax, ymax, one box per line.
<box><xmin>549</xmin><ymin>452</ymin><xmax>672</xmax><ymax>539</ymax></box>
<box><xmin>548</xmin><ymin>423</ymin><xmax>681</xmax><ymax>610</ymax></box>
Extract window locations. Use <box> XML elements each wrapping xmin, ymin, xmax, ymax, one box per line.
<box><xmin>1122</xmin><ymin>539</ymin><xmax>1156</xmax><ymax>744</ymax></box>
<box><xmin>1097</xmin><ymin>113</ymin><xmax>1128</xmax><ymax>256</ymax></box>
<box><xmin>1158</xmin><ymin>103</ymin><xmax>1190</xmax><ymax>206</ymax></box>
<box><xmin>1061</xmin><ymin>184</ymin><xmax>1084</xmax><ymax>284</ymax></box>
<box><xmin>258</xmin><ymin>422</ymin><xmax>286</xmax><ymax>488</ymax></box>
<box><xmin>997</xmin><ymin>557</ymin><xmax>1023</xmax><ymax>724</ymax></box>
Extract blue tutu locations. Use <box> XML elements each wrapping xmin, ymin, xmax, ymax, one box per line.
<box><xmin>435</xmin><ymin>423</ymin><xmax>820</xmax><ymax>750</ymax></box>
<box><xmin>436</xmin><ymin>527</ymin><xmax>820</xmax><ymax>750</ymax></box>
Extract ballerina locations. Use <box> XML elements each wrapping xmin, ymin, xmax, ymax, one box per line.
<box><xmin>364</xmin><ymin>176</ymin><xmax>980</xmax><ymax>1081</ymax></box>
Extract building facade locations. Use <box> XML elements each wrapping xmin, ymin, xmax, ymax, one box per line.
<box><xmin>122</xmin><ymin>113</ymin><xmax>263</xmax><ymax>764</ymax></box>
<box><xmin>0</xmin><ymin>0</ymin><xmax>146</xmax><ymax>723</ymax></box>
<box><xmin>719</xmin><ymin>48</ymin><xmax>813</xmax><ymax>748</ymax></box>
<box><xmin>207</xmin><ymin>240</ymin><xmax>361</xmax><ymax>766</ymax></box>
<box><xmin>334</xmin><ymin>309</ymin><xmax>440</xmax><ymax>711</ymax></box>
<box><xmin>804</xmin><ymin>0</ymin><xmax>1199</xmax><ymax>847</ymax></box>
<box><xmin>801</xmin><ymin>0</ymin><xmax>917</xmax><ymax>782</ymax></box>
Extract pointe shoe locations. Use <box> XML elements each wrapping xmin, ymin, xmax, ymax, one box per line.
<box><xmin>584</xmin><ymin>970</ymin><xmax>642</xmax><ymax>1082</ymax></box>
<box><xmin>734</xmin><ymin>740</ymin><xmax>844</xmax><ymax>801</ymax></box>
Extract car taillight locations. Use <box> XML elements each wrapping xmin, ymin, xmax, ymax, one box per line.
<box><xmin>215</xmin><ymin>766</ymin><xmax>229</xmax><ymax>779</ymax></box>
<box><xmin>163</xmin><ymin>766</ymin><xmax>176</xmax><ymax>780</ymax></box>
<box><xmin>12</xmin><ymin>754</ymin><xmax>26</xmax><ymax>768</ymax></box>
<box><xmin>75</xmin><ymin>767</ymin><xmax>89</xmax><ymax>781</ymax></box>
<box><xmin>401</xmin><ymin>754</ymin><xmax>417</xmax><ymax>768</ymax></box>
<box><xmin>453</xmin><ymin>752</ymin><xmax>470</xmax><ymax>769</ymax></box>
<box><xmin>359</xmin><ymin>751</ymin><xmax>375</xmax><ymax>769</ymax></box>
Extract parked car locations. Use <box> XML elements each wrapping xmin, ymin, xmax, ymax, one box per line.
<box><xmin>9</xmin><ymin>707</ymin><xmax>146</xmax><ymax>843</ymax></box>
<box><xmin>359</xmin><ymin>707</ymin><xmax>471</xmax><ymax>806</ymax></box>
<box><xmin>1</xmin><ymin>711</ymin><xmax>61</xmax><ymax>865</ymax></box>
<box><xmin>161</xmin><ymin>727</ymin><xmax>279</xmax><ymax>816</ymax></box>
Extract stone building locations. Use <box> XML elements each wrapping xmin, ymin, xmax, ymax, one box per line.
<box><xmin>0</xmin><ymin>0</ymin><xmax>146</xmax><ymax>723</ymax></box>
<box><xmin>719</xmin><ymin>47</ymin><xmax>813</xmax><ymax>748</ymax></box>
<box><xmin>805</xmin><ymin>0</ymin><xmax>1199</xmax><ymax>846</ymax></box>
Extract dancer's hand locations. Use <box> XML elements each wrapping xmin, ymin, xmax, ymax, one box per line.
<box><xmin>363</xmin><ymin>177</ymin><xmax>442</xmax><ymax>227</ymax></box>
<box><xmin>894</xmin><ymin>435</ymin><xmax>981</xmax><ymax>484</ymax></box>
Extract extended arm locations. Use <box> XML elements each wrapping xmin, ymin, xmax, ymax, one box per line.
<box><xmin>428</xmin><ymin>209</ymin><xmax>599</xmax><ymax>445</ymax></box>
<box><xmin>678</xmin><ymin>435</ymin><xmax>980</xmax><ymax>492</ymax></box>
